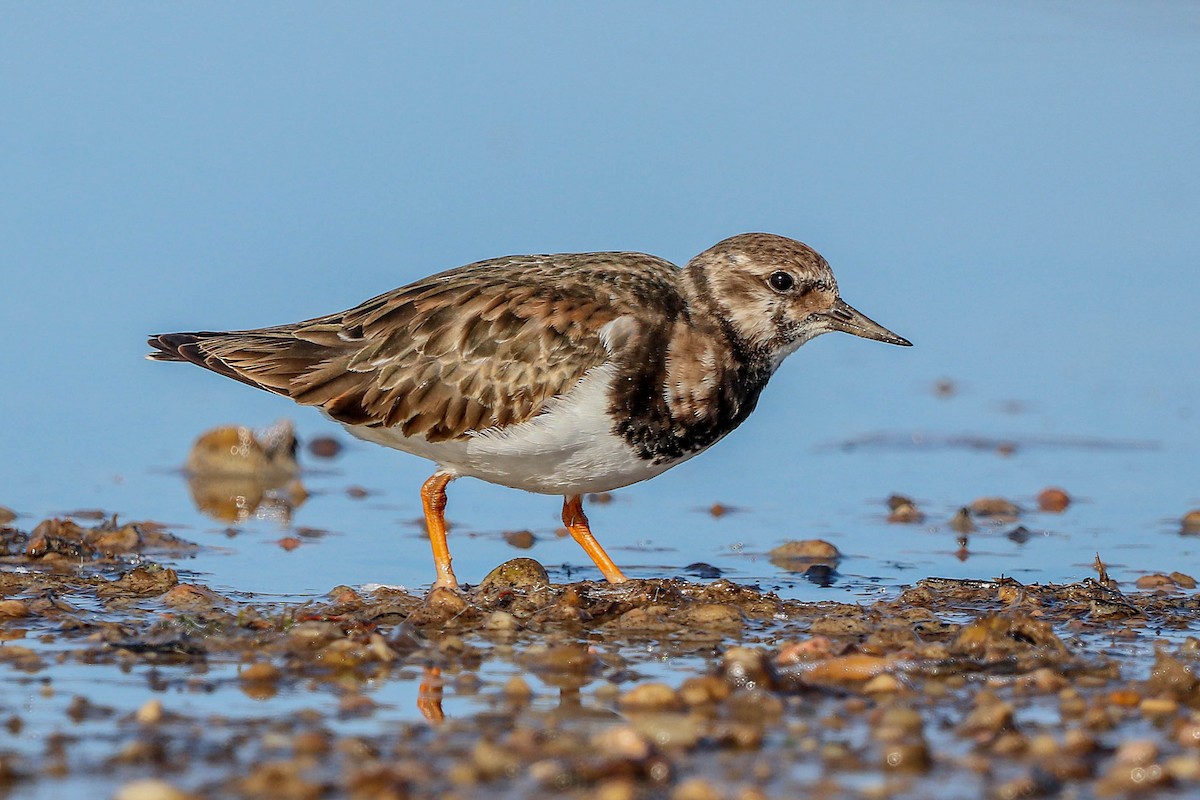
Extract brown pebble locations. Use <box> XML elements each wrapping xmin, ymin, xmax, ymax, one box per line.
<box><xmin>1098</xmin><ymin>738</ymin><xmax>1168</xmax><ymax>793</ymax></box>
<box><xmin>276</xmin><ymin>536</ymin><xmax>302</xmax><ymax>551</ymax></box>
<box><xmin>1175</xmin><ymin>718</ymin><xmax>1200</xmax><ymax>748</ymax></box>
<box><xmin>1166</xmin><ymin>755</ymin><xmax>1200</xmax><ymax>781</ymax></box>
<box><xmin>727</xmin><ymin>688</ymin><xmax>784</xmax><ymax>723</ymax></box>
<box><xmin>1037</xmin><ymin>487</ymin><xmax>1071</xmax><ymax>512</ymax></box>
<box><xmin>593</xmin><ymin>780</ymin><xmax>638</xmax><ymax>800</ymax></box>
<box><xmin>881</xmin><ymin>742</ymin><xmax>931</xmax><ymax>772</ymax></box>
<box><xmin>587</xmin><ymin>492</ymin><xmax>614</xmax><ymax>504</ymax></box>
<box><xmin>1140</xmin><ymin>697</ymin><xmax>1178</xmax><ymax>717</ymax></box>
<box><xmin>307</xmin><ymin>435</ymin><xmax>343</xmax><ymax>459</ymax></box>
<box><xmin>484</xmin><ymin>610</ymin><xmax>520</xmax><ymax>632</ymax></box>
<box><xmin>473</xmin><ymin>739</ymin><xmax>519</xmax><ymax>780</ymax></box>
<box><xmin>887</xmin><ymin>502</ymin><xmax>925</xmax><ymax>524</ymax></box>
<box><xmin>590</xmin><ymin>725</ymin><xmax>652</xmax><ymax>760</ymax></box>
<box><xmin>1136</xmin><ymin>574</ymin><xmax>1179</xmax><ymax>590</ymax></box>
<box><xmin>0</xmin><ymin>506</ymin><xmax>16</xmax><ymax>525</ymax></box>
<box><xmin>1171</xmin><ymin>571</ymin><xmax>1197</xmax><ymax>589</ymax></box>
<box><xmin>634</xmin><ymin>712</ymin><xmax>703</xmax><ymax>750</ymax></box>
<box><xmin>478</xmin><ymin>558</ymin><xmax>549</xmax><ymax>591</ymax></box>
<box><xmin>619</xmin><ymin>683</ymin><xmax>684</xmax><ymax>712</ymax></box>
<box><xmin>316</xmin><ymin>640</ymin><xmax>368</xmax><ymax>670</ymax></box>
<box><xmin>678</xmin><ymin>676</ymin><xmax>731</xmax><ymax>706</ymax></box>
<box><xmin>113</xmin><ymin>779</ymin><xmax>196</xmax><ymax>800</ymax></box>
<box><xmin>863</xmin><ymin>674</ymin><xmax>904</xmax><ymax>694</ymax></box>
<box><xmin>768</xmin><ymin>539</ymin><xmax>840</xmax><ymax>572</ymax></box>
<box><xmin>345</xmin><ymin>485</ymin><xmax>369</xmax><ymax>499</ymax></box>
<box><xmin>1182</xmin><ymin>510</ymin><xmax>1200</xmax><ymax>534</ymax></box>
<box><xmin>420</xmin><ymin>587</ymin><xmax>472</xmax><ymax>621</ymax></box>
<box><xmin>292</xmin><ymin>730</ymin><xmax>331</xmax><ymax>757</ymax></box>
<box><xmin>720</xmin><ymin>647</ymin><xmax>773</xmax><ymax>690</ymax></box>
<box><xmin>185</xmin><ymin>422</ymin><xmax>299</xmax><ymax>478</ymax></box>
<box><xmin>338</xmin><ymin>693</ymin><xmax>378</xmax><ymax>717</ymax></box>
<box><xmin>0</xmin><ymin>600</ymin><xmax>29</xmax><ymax>619</ymax></box>
<box><xmin>970</xmin><ymin>497</ymin><xmax>1021</xmax><ymax>519</ymax></box>
<box><xmin>502</xmin><ymin>530</ymin><xmax>536</xmax><ymax>549</ymax></box>
<box><xmin>240</xmin><ymin>662</ymin><xmax>282</xmax><ymax>683</ymax></box>
<box><xmin>503</xmin><ymin>676</ymin><xmax>533</xmax><ymax>701</ymax></box>
<box><xmin>708</xmin><ymin>502</ymin><xmax>731</xmax><ymax>518</ymax></box>
<box><xmin>161</xmin><ymin>583</ymin><xmax>222</xmax><ymax>610</ymax></box>
<box><xmin>671</xmin><ymin>777</ymin><xmax>724</xmax><ymax>800</ymax></box>
<box><xmin>134</xmin><ymin>699</ymin><xmax>163</xmax><ymax>725</ymax></box>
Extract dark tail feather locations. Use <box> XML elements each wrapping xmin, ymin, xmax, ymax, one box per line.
<box><xmin>146</xmin><ymin>331</ymin><xmax>273</xmax><ymax>392</ymax></box>
<box><xmin>146</xmin><ymin>332</ymin><xmax>201</xmax><ymax>362</ymax></box>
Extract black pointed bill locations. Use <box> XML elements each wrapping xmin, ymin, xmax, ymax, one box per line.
<box><xmin>823</xmin><ymin>298</ymin><xmax>912</xmax><ymax>346</ymax></box>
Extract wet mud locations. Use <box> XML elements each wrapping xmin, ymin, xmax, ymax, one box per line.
<box><xmin>4</xmin><ymin>507</ymin><xmax>1200</xmax><ymax>800</ymax></box>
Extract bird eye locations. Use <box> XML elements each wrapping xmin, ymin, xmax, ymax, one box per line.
<box><xmin>768</xmin><ymin>271</ymin><xmax>795</xmax><ymax>293</ymax></box>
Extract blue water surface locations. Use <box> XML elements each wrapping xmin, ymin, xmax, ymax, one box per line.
<box><xmin>1</xmin><ymin>2</ymin><xmax>1197</xmax><ymax>600</ymax></box>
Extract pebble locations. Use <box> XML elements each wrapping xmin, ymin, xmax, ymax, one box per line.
<box><xmin>886</xmin><ymin>495</ymin><xmax>925</xmax><ymax>523</ymax></box>
<box><xmin>240</xmin><ymin>662</ymin><xmax>282</xmax><ymax>683</ymax></box>
<box><xmin>881</xmin><ymin>742</ymin><xmax>931</xmax><ymax>772</ymax></box>
<box><xmin>113</xmin><ymin>779</ymin><xmax>195</xmax><ymax>800</ymax></box>
<box><xmin>472</xmin><ymin>739</ymin><xmax>519</xmax><ymax>779</ymax></box>
<box><xmin>1182</xmin><ymin>510</ymin><xmax>1200</xmax><ymax>534</ymax></box>
<box><xmin>1099</xmin><ymin>739</ymin><xmax>1167</xmax><ymax>792</ymax></box>
<box><xmin>1172</xmin><ymin>572</ymin><xmax>1198</xmax><ymax>589</ymax></box>
<box><xmin>292</xmin><ymin>730</ymin><xmax>331</xmax><ymax>757</ymax></box>
<box><xmin>591</xmin><ymin>726</ymin><xmax>652</xmax><ymax>760</ymax></box>
<box><xmin>1165</xmin><ymin>755</ymin><xmax>1200</xmax><ymax>781</ymax></box>
<box><xmin>671</xmin><ymin>777</ymin><xmax>724</xmax><ymax>800</ymax></box>
<box><xmin>134</xmin><ymin>699</ymin><xmax>163</xmax><ymax>725</ymax></box>
<box><xmin>720</xmin><ymin>647</ymin><xmax>772</xmax><ymax>690</ymax></box>
<box><xmin>185</xmin><ymin>422</ymin><xmax>298</xmax><ymax>478</ymax></box>
<box><xmin>863</xmin><ymin>674</ymin><xmax>904</xmax><ymax>694</ymax></box>
<box><xmin>727</xmin><ymin>688</ymin><xmax>784</xmax><ymax>723</ymax></box>
<box><xmin>1140</xmin><ymin>697</ymin><xmax>1178</xmax><ymax>717</ymax></box>
<box><xmin>503</xmin><ymin>676</ymin><xmax>533</xmax><ymax>701</ymax></box>
<box><xmin>502</xmin><ymin>530</ymin><xmax>536</xmax><ymax>549</ymax></box>
<box><xmin>769</xmin><ymin>539</ymin><xmax>839</xmax><ymax>560</ymax></box>
<box><xmin>478</xmin><ymin>558</ymin><xmax>550</xmax><ymax>591</ymax></box>
<box><xmin>633</xmin><ymin>713</ymin><xmax>703</xmax><ymax>750</ymax></box>
<box><xmin>618</xmin><ymin>683</ymin><xmax>684</xmax><ymax>712</ymax></box>
<box><xmin>161</xmin><ymin>583</ymin><xmax>221</xmax><ymax>610</ymax></box>
<box><xmin>484</xmin><ymin>610</ymin><xmax>520</xmax><ymax>632</ymax></box>
<box><xmin>0</xmin><ymin>600</ymin><xmax>29</xmax><ymax>618</ymax></box>
<box><xmin>422</xmin><ymin>586</ymin><xmax>473</xmax><ymax>619</ymax></box>
<box><xmin>970</xmin><ymin>497</ymin><xmax>1021</xmax><ymax>519</ymax></box>
<box><xmin>678</xmin><ymin>676</ymin><xmax>731</xmax><ymax>706</ymax></box>
<box><xmin>307</xmin><ymin>435</ymin><xmax>342</xmax><ymax>459</ymax></box>
<box><xmin>1037</xmin><ymin>487</ymin><xmax>1071</xmax><ymax>512</ymax></box>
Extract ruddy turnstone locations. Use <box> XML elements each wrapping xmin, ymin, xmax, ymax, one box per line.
<box><xmin>148</xmin><ymin>233</ymin><xmax>910</xmax><ymax>589</ymax></box>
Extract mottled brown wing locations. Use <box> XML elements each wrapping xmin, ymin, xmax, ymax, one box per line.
<box><xmin>148</xmin><ymin>252</ymin><xmax>685</xmax><ymax>441</ymax></box>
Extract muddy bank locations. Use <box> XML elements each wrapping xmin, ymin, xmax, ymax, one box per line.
<box><xmin>2</xmin><ymin>513</ymin><xmax>1200</xmax><ymax>799</ymax></box>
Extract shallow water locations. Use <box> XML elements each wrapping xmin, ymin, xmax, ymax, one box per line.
<box><xmin>1</xmin><ymin>3</ymin><xmax>1199</xmax><ymax>798</ymax></box>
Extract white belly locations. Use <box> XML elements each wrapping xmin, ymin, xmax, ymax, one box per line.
<box><xmin>335</xmin><ymin>362</ymin><xmax>691</xmax><ymax>495</ymax></box>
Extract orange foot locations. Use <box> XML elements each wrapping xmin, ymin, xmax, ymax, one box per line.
<box><xmin>421</xmin><ymin>472</ymin><xmax>458</xmax><ymax>590</ymax></box>
<box><xmin>562</xmin><ymin>494</ymin><xmax>627</xmax><ymax>584</ymax></box>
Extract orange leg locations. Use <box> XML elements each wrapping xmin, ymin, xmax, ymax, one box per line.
<box><xmin>421</xmin><ymin>472</ymin><xmax>458</xmax><ymax>590</ymax></box>
<box><xmin>562</xmin><ymin>495</ymin><xmax>627</xmax><ymax>584</ymax></box>
<box><xmin>417</xmin><ymin>666</ymin><xmax>445</xmax><ymax>723</ymax></box>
